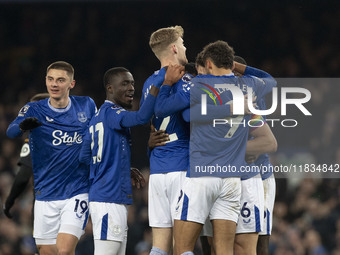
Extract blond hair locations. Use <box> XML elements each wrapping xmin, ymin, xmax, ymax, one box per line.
<box><xmin>149</xmin><ymin>25</ymin><xmax>184</xmax><ymax>58</ymax></box>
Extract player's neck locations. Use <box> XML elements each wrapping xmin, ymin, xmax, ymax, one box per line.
<box><xmin>160</xmin><ymin>56</ymin><xmax>180</xmax><ymax>68</ymax></box>
<box><xmin>49</xmin><ymin>97</ymin><xmax>70</xmax><ymax>108</ymax></box>
<box><xmin>210</xmin><ymin>67</ymin><xmax>233</xmax><ymax>76</ymax></box>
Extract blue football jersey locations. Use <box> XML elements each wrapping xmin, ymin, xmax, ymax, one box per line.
<box><xmin>188</xmin><ymin>70</ymin><xmax>276</xmax><ymax>178</ymax></box>
<box><xmin>7</xmin><ymin>96</ymin><xmax>97</xmax><ymax>201</ymax></box>
<box><xmin>81</xmin><ymin>96</ymin><xmax>156</xmax><ymax>204</ymax></box>
<box><xmin>141</xmin><ymin>70</ymin><xmax>192</xmax><ymax>174</ymax></box>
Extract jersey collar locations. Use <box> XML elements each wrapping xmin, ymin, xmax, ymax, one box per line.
<box><xmin>48</xmin><ymin>97</ymin><xmax>72</xmax><ymax>112</ymax></box>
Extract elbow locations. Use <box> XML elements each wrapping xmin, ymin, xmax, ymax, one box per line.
<box><xmin>269</xmin><ymin>137</ymin><xmax>278</xmax><ymax>153</ymax></box>
<box><xmin>135</xmin><ymin>115</ymin><xmax>152</xmax><ymax>126</ymax></box>
<box><xmin>7</xmin><ymin>124</ymin><xmax>22</xmax><ymax>138</ymax></box>
<box><xmin>154</xmin><ymin>106</ymin><xmax>167</xmax><ymax>118</ymax></box>
<box><xmin>6</xmin><ymin>129</ymin><xmax>14</xmax><ymax>138</ymax></box>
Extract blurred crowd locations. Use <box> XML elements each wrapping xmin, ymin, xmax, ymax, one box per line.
<box><xmin>0</xmin><ymin>1</ymin><xmax>340</xmax><ymax>254</ymax></box>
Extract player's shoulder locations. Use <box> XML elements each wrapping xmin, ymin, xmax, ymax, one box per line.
<box><xmin>17</xmin><ymin>100</ymin><xmax>43</xmax><ymax>116</ymax></box>
<box><xmin>70</xmin><ymin>95</ymin><xmax>95</xmax><ymax>104</ymax></box>
<box><xmin>70</xmin><ymin>95</ymin><xmax>97</xmax><ymax>111</ymax></box>
<box><xmin>190</xmin><ymin>74</ymin><xmax>214</xmax><ymax>87</ymax></box>
<box><xmin>240</xmin><ymin>74</ymin><xmax>265</xmax><ymax>85</ymax></box>
<box><xmin>102</xmin><ymin>101</ymin><xmax>125</xmax><ymax>114</ymax></box>
<box><xmin>143</xmin><ymin>70</ymin><xmax>160</xmax><ymax>86</ymax></box>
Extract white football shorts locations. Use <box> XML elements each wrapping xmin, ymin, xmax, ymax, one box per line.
<box><xmin>148</xmin><ymin>171</ymin><xmax>186</xmax><ymax>228</ymax></box>
<box><xmin>174</xmin><ymin>177</ymin><xmax>241</xmax><ymax>224</ymax></box>
<box><xmin>236</xmin><ymin>175</ymin><xmax>264</xmax><ymax>234</ymax></box>
<box><xmin>34</xmin><ymin>193</ymin><xmax>89</xmax><ymax>245</ymax></box>
<box><xmin>90</xmin><ymin>202</ymin><xmax>128</xmax><ymax>242</ymax></box>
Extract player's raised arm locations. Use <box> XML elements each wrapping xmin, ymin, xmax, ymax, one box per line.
<box><xmin>154</xmin><ymin>64</ymin><xmax>189</xmax><ymax>118</ymax></box>
<box><xmin>121</xmin><ymin>65</ymin><xmax>184</xmax><ymax>126</ymax></box>
<box><xmin>234</xmin><ymin>62</ymin><xmax>277</xmax><ymax>100</ymax></box>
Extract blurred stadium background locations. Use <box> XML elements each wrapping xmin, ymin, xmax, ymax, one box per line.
<box><xmin>0</xmin><ymin>0</ymin><xmax>339</xmax><ymax>254</ymax></box>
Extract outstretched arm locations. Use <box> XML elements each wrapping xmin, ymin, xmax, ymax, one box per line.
<box><xmin>120</xmin><ymin>65</ymin><xmax>185</xmax><ymax>127</ymax></box>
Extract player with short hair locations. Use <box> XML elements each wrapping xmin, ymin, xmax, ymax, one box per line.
<box><xmin>7</xmin><ymin>61</ymin><xmax>97</xmax><ymax>255</ymax></box>
<box><xmin>155</xmin><ymin>40</ymin><xmax>277</xmax><ymax>254</ymax></box>
<box><xmin>79</xmin><ymin>65</ymin><xmax>183</xmax><ymax>255</ymax></box>
<box><xmin>142</xmin><ymin>25</ymin><xmax>190</xmax><ymax>255</ymax></box>
<box><xmin>195</xmin><ymin>55</ymin><xmax>277</xmax><ymax>255</ymax></box>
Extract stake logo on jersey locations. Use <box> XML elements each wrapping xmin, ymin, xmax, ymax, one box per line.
<box><xmin>52</xmin><ymin>130</ymin><xmax>82</xmax><ymax>146</ymax></box>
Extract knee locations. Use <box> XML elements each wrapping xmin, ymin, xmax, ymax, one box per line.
<box><xmin>37</xmin><ymin>245</ymin><xmax>57</xmax><ymax>255</ymax></box>
<box><xmin>234</xmin><ymin>243</ymin><xmax>255</xmax><ymax>255</ymax></box>
<box><xmin>57</xmin><ymin>248</ymin><xmax>73</xmax><ymax>255</ymax></box>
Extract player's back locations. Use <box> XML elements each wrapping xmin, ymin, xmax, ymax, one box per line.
<box><xmin>87</xmin><ymin>101</ymin><xmax>133</xmax><ymax>204</ymax></box>
<box><xmin>189</xmin><ymin>75</ymin><xmax>266</xmax><ymax>177</ymax></box>
<box><xmin>142</xmin><ymin>70</ymin><xmax>191</xmax><ymax>174</ymax></box>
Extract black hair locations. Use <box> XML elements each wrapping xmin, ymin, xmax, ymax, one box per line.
<box><xmin>185</xmin><ymin>62</ymin><xmax>198</xmax><ymax>76</ymax></box>
<box><xmin>195</xmin><ymin>51</ymin><xmax>205</xmax><ymax>67</ymax></box>
<box><xmin>103</xmin><ymin>67</ymin><xmax>130</xmax><ymax>88</ymax></box>
<box><xmin>234</xmin><ymin>55</ymin><xmax>247</xmax><ymax>65</ymax></box>
<box><xmin>202</xmin><ymin>40</ymin><xmax>234</xmax><ymax>69</ymax></box>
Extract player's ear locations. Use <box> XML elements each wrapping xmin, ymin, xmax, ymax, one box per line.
<box><xmin>206</xmin><ymin>59</ymin><xmax>213</xmax><ymax>70</ymax></box>
<box><xmin>70</xmin><ymin>80</ymin><xmax>76</xmax><ymax>89</ymax></box>
<box><xmin>106</xmin><ymin>84</ymin><xmax>113</xmax><ymax>93</ymax></box>
<box><xmin>171</xmin><ymin>44</ymin><xmax>178</xmax><ymax>54</ymax></box>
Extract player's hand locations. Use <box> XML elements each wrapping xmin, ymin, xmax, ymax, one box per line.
<box><xmin>3</xmin><ymin>199</ymin><xmax>14</xmax><ymax>218</ymax></box>
<box><xmin>245</xmin><ymin>154</ymin><xmax>258</xmax><ymax>164</ymax></box>
<box><xmin>131</xmin><ymin>167</ymin><xmax>146</xmax><ymax>189</ymax></box>
<box><xmin>163</xmin><ymin>64</ymin><xmax>185</xmax><ymax>86</ymax></box>
<box><xmin>148</xmin><ymin>125</ymin><xmax>169</xmax><ymax>149</ymax></box>
<box><xmin>19</xmin><ymin>117</ymin><xmax>42</xmax><ymax>131</ymax></box>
